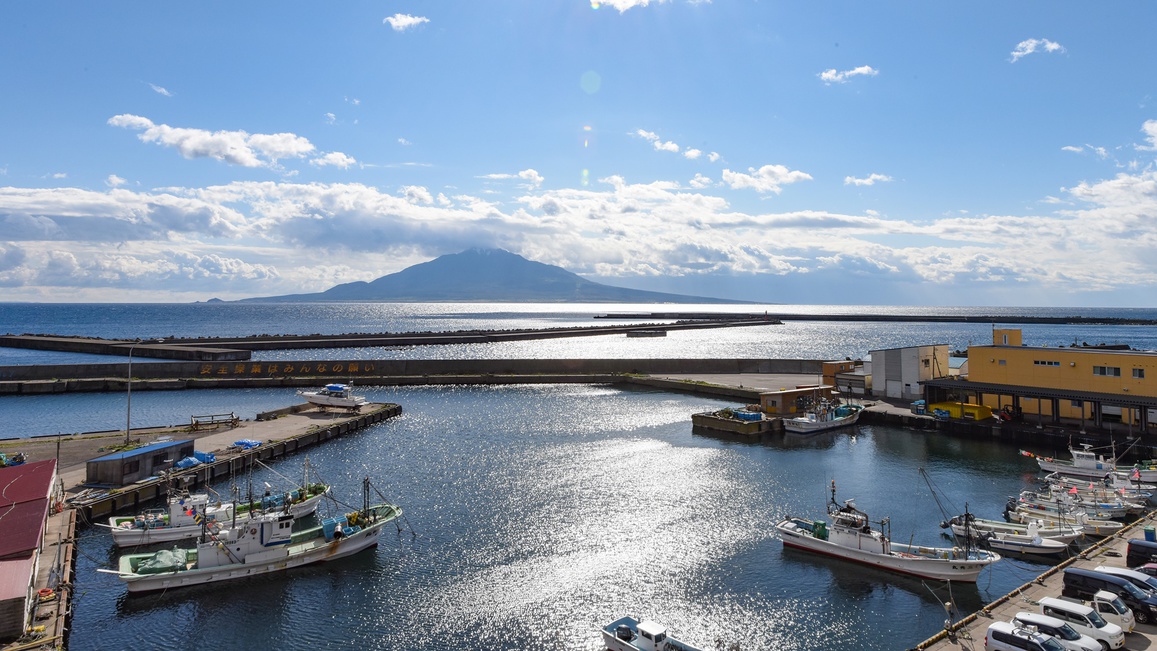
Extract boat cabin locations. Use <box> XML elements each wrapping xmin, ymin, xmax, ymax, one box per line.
<box><xmin>633</xmin><ymin>621</ymin><xmax>669</xmax><ymax>651</ymax></box>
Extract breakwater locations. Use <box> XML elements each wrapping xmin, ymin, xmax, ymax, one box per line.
<box><xmin>595</xmin><ymin>312</ymin><xmax>1157</xmax><ymax>325</ymax></box>
<box><xmin>0</xmin><ymin>358</ymin><xmax>824</xmax><ymax>393</ymax></box>
<box><xmin>0</xmin><ymin>318</ymin><xmax>779</xmax><ymax>359</ymax></box>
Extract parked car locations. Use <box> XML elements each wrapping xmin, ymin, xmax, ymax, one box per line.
<box><xmin>1062</xmin><ymin>567</ymin><xmax>1157</xmax><ymax>624</ymax></box>
<box><xmin>1095</xmin><ymin>565</ymin><xmax>1157</xmax><ymax>594</ymax></box>
<box><xmin>1039</xmin><ymin>596</ymin><xmax>1125</xmax><ymax>650</ymax></box>
<box><xmin>1056</xmin><ymin>591</ymin><xmax>1135</xmax><ymax>634</ymax></box>
<box><xmin>984</xmin><ymin>621</ymin><xmax>1067</xmax><ymax>651</ymax></box>
<box><xmin>1011</xmin><ymin>612</ymin><xmax>1099</xmax><ymax>651</ymax></box>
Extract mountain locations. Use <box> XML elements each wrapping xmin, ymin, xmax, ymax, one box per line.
<box><xmin>242</xmin><ymin>248</ymin><xmax>744</xmax><ymax>303</ymax></box>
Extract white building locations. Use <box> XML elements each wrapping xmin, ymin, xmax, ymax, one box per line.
<box><xmin>868</xmin><ymin>344</ymin><xmax>950</xmax><ymax>401</ymax></box>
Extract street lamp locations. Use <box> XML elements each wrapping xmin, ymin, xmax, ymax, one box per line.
<box><xmin>124</xmin><ymin>338</ymin><xmax>163</xmax><ymax>446</ymax></box>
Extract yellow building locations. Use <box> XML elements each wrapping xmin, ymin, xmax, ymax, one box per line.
<box><xmin>928</xmin><ymin>328</ymin><xmax>1157</xmax><ymax>430</ymax></box>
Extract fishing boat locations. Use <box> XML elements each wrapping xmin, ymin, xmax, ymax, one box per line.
<box><xmin>102</xmin><ymin>476</ymin><xmax>332</xmax><ymax>548</ymax></box>
<box><xmin>100</xmin><ymin>490</ymin><xmax>235</xmax><ymax>547</ymax></box>
<box><xmin>103</xmin><ymin>478</ymin><xmax>402</xmax><ymax>594</ymax></box>
<box><xmin>775</xmin><ymin>480</ymin><xmax>1000</xmax><ymax>582</ymax></box>
<box><xmin>601</xmin><ymin>616</ymin><xmax>703</xmax><ymax>651</ymax></box>
<box><xmin>1012</xmin><ymin>490</ymin><xmax>1135</xmax><ymax>520</ymax></box>
<box><xmin>297</xmin><ymin>383</ymin><xmax>367</xmax><ymax>409</ymax></box>
<box><xmin>1005</xmin><ymin>505</ymin><xmax>1125</xmax><ymax>537</ymax></box>
<box><xmin>975</xmin><ymin>521</ymin><xmax>1071</xmax><ymax>557</ymax></box>
<box><xmin>782</xmin><ymin>401</ymin><xmax>862</xmax><ymax>435</ymax></box>
<box><xmin>939</xmin><ymin>513</ymin><xmax>1084</xmax><ymax>544</ymax></box>
<box><xmin>1043</xmin><ymin>472</ymin><xmax>1154</xmax><ymax>505</ymax></box>
<box><xmin>1026</xmin><ymin>444</ymin><xmax>1117</xmax><ymax>480</ymax></box>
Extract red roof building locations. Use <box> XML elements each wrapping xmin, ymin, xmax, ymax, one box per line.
<box><xmin>0</xmin><ymin>459</ymin><xmax>59</xmax><ymax>643</ymax></box>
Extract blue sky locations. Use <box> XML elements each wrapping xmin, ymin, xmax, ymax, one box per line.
<box><xmin>2</xmin><ymin>1</ymin><xmax>1156</xmax><ymax>306</ymax></box>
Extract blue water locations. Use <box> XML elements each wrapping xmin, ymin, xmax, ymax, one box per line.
<box><xmin>0</xmin><ymin>303</ymin><xmax>1142</xmax><ymax>650</ymax></box>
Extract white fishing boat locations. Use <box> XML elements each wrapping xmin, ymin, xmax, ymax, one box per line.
<box><xmin>940</xmin><ymin>513</ymin><xmax>1084</xmax><ymax>545</ymax></box>
<box><xmin>775</xmin><ymin>481</ymin><xmax>1000</xmax><ymax>582</ymax></box>
<box><xmin>601</xmin><ymin>616</ymin><xmax>703</xmax><ymax>651</ymax></box>
<box><xmin>1012</xmin><ymin>490</ymin><xmax>1134</xmax><ymax>520</ymax></box>
<box><xmin>1026</xmin><ymin>444</ymin><xmax>1116</xmax><ymax>480</ymax></box>
<box><xmin>782</xmin><ymin>401</ymin><xmax>862</xmax><ymax>435</ymax></box>
<box><xmin>1043</xmin><ymin>472</ymin><xmax>1154</xmax><ymax>505</ymax></box>
<box><xmin>297</xmin><ymin>383</ymin><xmax>367</xmax><ymax>409</ymax></box>
<box><xmin>100</xmin><ymin>490</ymin><xmax>234</xmax><ymax>547</ymax></box>
<box><xmin>976</xmin><ymin>521</ymin><xmax>1071</xmax><ymax>557</ymax></box>
<box><xmin>103</xmin><ymin>478</ymin><xmax>401</xmax><ymax>594</ymax></box>
<box><xmin>101</xmin><ymin>480</ymin><xmax>332</xmax><ymax>548</ymax></box>
<box><xmin>1006</xmin><ymin>505</ymin><xmax>1125</xmax><ymax>537</ymax></box>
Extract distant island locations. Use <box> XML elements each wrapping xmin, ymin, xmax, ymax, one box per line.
<box><xmin>241</xmin><ymin>248</ymin><xmax>748</xmax><ymax>304</ymax></box>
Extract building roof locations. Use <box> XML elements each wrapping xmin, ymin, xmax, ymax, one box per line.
<box><xmin>88</xmin><ymin>439</ymin><xmax>192</xmax><ymax>463</ymax></box>
<box><xmin>920</xmin><ymin>377</ymin><xmax>1157</xmax><ymax>410</ymax></box>
<box><xmin>0</xmin><ymin>498</ymin><xmax>48</xmax><ymax>560</ymax></box>
<box><xmin>0</xmin><ymin>554</ymin><xmax>36</xmax><ymax>601</ymax></box>
<box><xmin>0</xmin><ymin>459</ymin><xmax>56</xmax><ymax>507</ymax></box>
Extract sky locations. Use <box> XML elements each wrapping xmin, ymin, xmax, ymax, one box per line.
<box><xmin>2</xmin><ymin>2</ymin><xmax>1156</xmax><ymax>306</ymax></box>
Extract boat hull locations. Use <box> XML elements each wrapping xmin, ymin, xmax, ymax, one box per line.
<box><xmin>776</xmin><ymin>519</ymin><xmax>997</xmax><ymax>582</ymax></box>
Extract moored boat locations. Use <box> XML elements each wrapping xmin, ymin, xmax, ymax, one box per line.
<box><xmin>102</xmin><ymin>481</ymin><xmax>332</xmax><ymax>548</ymax></box>
<box><xmin>1027</xmin><ymin>444</ymin><xmax>1117</xmax><ymax>480</ymax></box>
<box><xmin>297</xmin><ymin>383</ymin><xmax>367</xmax><ymax>409</ymax></box>
<box><xmin>940</xmin><ymin>513</ymin><xmax>1084</xmax><ymax>544</ymax></box>
<box><xmin>976</xmin><ymin>521</ymin><xmax>1071</xmax><ymax>557</ymax></box>
<box><xmin>104</xmin><ymin>478</ymin><xmax>402</xmax><ymax>593</ymax></box>
<box><xmin>783</xmin><ymin>401</ymin><xmax>862</xmax><ymax>435</ymax></box>
<box><xmin>1006</xmin><ymin>505</ymin><xmax>1125</xmax><ymax>537</ymax></box>
<box><xmin>775</xmin><ymin>481</ymin><xmax>1000</xmax><ymax>582</ymax></box>
<box><xmin>601</xmin><ymin>616</ymin><xmax>702</xmax><ymax>651</ymax></box>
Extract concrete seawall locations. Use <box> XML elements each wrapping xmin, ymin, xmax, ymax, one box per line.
<box><xmin>0</xmin><ymin>358</ymin><xmax>826</xmax><ymax>393</ymax></box>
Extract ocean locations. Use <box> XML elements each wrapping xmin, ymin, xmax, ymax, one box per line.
<box><xmin>2</xmin><ymin>302</ymin><xmax>1152</xmax><ymax>650</ymax></box>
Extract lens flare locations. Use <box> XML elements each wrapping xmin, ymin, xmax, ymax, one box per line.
<box><xmin>580</xmin><ymin>70</ymin><xmax>601</xmax><ymax>95</ymax></box>
<box><xmin>581</xmin><ymin>169</ymin><xmax>590</xmax><ymax>186</ymax></box>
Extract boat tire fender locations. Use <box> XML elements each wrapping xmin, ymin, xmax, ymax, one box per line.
<box><xmin>250</xmin><ymin>528</ymin><xmax>257</xmax><ymax>535</ymax></box>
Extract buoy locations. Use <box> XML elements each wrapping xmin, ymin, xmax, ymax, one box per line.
<box><xmin>37</xmin><ymin>588</ymin><xmax>55</xmax><ymax>600</ymax></box>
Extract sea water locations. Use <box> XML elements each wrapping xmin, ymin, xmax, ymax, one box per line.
<box><xmin>2</xmin><ymin>303</ymin><xmax>1150</xmax><ymax>650</ymax></box>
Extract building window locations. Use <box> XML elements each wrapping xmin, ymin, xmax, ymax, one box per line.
<box><xmin>123</xmin><ymin>460</ymin><xmax>140</xmax><ymax>475</ymax></box>
<box><xmin>1033</xmin><ymin>360</ymin><xmax>1060</xmax><ymax>366</ymax></box>
<box><xmin>1135</xmin><ymin>368</ymin><xmax>1145</xmax><ymax>379</ymax></box>
<box><xmin>1070</xmin><ymin>400</ymin><xmax>1082</xmax><ymax>408</ymax></box>
<box><xmin>1094</xmin><ymin>366</ymin><xmax>1122</xmax><ymax>377</ymax></box>
<box><xmin>922</xmin><ymin>359</ymin><xmax>930</xmax><ymax>368</ymax></box>
<box><xmin>998</xmin><ymin>360</ymin><xmax>1006</xmax><ymax>366</ymax></box>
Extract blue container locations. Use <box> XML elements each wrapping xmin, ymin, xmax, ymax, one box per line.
<box><xmin>1145</xmin><ymin>526</ymin><xmax>1155</xmax><ymax>542</ymax></box>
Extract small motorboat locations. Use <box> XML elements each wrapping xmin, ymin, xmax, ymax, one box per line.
<box><xmin>297</xmin><ymin>383</ymin><xmax>367</xmax><ymax>410</ymax></box>
<box><xmin>601</xmin><ymin>616</ymin><xmax>703</xmax><ymax>651</ymax></box>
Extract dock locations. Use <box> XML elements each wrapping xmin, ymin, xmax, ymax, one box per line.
<box><xmin>0</xmin><ymin>402</ymin><xmax>399</xmax><ymax>651</ymax></box>
<box><xmin>916</xmin><ymin>516</ymin><xmax>1157</xmax><ymax>650</ymax></box>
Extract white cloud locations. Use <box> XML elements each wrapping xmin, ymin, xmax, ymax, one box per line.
<box><xmin>683</xmin><ymin>149</ymin><xmax>702</xmax><ymax>160</ymax></box>
<box><xmin>324</xmin><ymin>112</ymin><xmax>336</xmax><ymax>124</ymax></box>
<box><xmin>310</xmin><ymin>152</ymin><xmax>357</xmax><ymax>169</ymax></box>
<box><xmin>108</xmin><ymin>114</ymin><xmax>316</xmax><ymax>168</ymax></box>
<box><xmin>1061</xmin><ymin>145</ymin><xmax>1083</xmax><ymax>153</ymax></box>
<box><xmin>594</xmin><ymin>0</ymin><xmax>669</xmax><ymax>12</ymax></box>
<box><xmin>654</xmin><ymin>140</ymin><xmax>679</xmax><ymax>153</ymax></box>
<box><xmin>634</xmin><ymin>129</ymin><xmax>682</xmax><ymax>154</ymax></box>
<box><xmin>689</xmin><ymin>173</ymin><xmax>712</xmax><ymax>189</ymax></box>
<box><xmin>722</xmin><ymin>164</ymin><xmax>812</xmax><ymax>193</ymax></box>
<box><xmin>384</xmin><ymin>13</ymin><xmax>429</xmax><ymax>31</ymax></box>
<box><xmin>51</xmin><ymin>172</ymin><xmax>67</xmax><ymax>179</ymax></box>
<box><xmin>401</xmin><ymin>185</ymin><xmax>434</xmax><ymax>204</ymax></box>
<box><xmin>1137</xmin><ymin>120</ymin><xmax>1157</xmax><ymax>151</ymax></box>
<box><xmin>398</xmin><ymin>137</ymin><xmax>412</xmax><ymax>146</ymax></box>
<box><xmin>707</xmin><ymin>152</ymin><xmax>721</xmax><ymax>163</ymax></box>
<box><xmin>819</xmin><ymin>65</ymin><xmax>878</xmax><ymax>85</ymax></box>
<box><xmin>1010</xmin><ymin>38</ymin><xmax>1065</xmax><ymax>63</ymax></box>
<box><xmin>148</xmin><ymin>83</ymin><xmax>172</xmax><ymax>97</ymax></box>
<box><xmin>106</xmin><ymin>174</ymin><xmax>127</xmax><ymax>188</ymax></box>
<box><xmin>844</xmin><ymin>173</ymin><xmax>893</xmax><ymax>187</ymax></box>
<box><xmin>480</xmin><ymin>169</ymin><xmax>544</xmax><ymax>189</ymax></box>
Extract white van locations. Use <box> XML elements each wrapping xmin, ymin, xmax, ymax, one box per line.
<box><xmin>1039</xmin><ymin>597</ymin><xmax>1125</xmax><ymax>650</ymax></box>
<box><xmin>1011</xmin><ymin>612</ymin><xmax>1099</xmax><ymax>651</ymax></box>
<box><xmin>984</xmin><ymin>621</ymin><xmax>1066</xmax><ymax>651</ymax></box>
<box><xmin>1059</xmin><ymin>591</ymin><xmax>1135</xmax><ymax>633</ymax></box>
